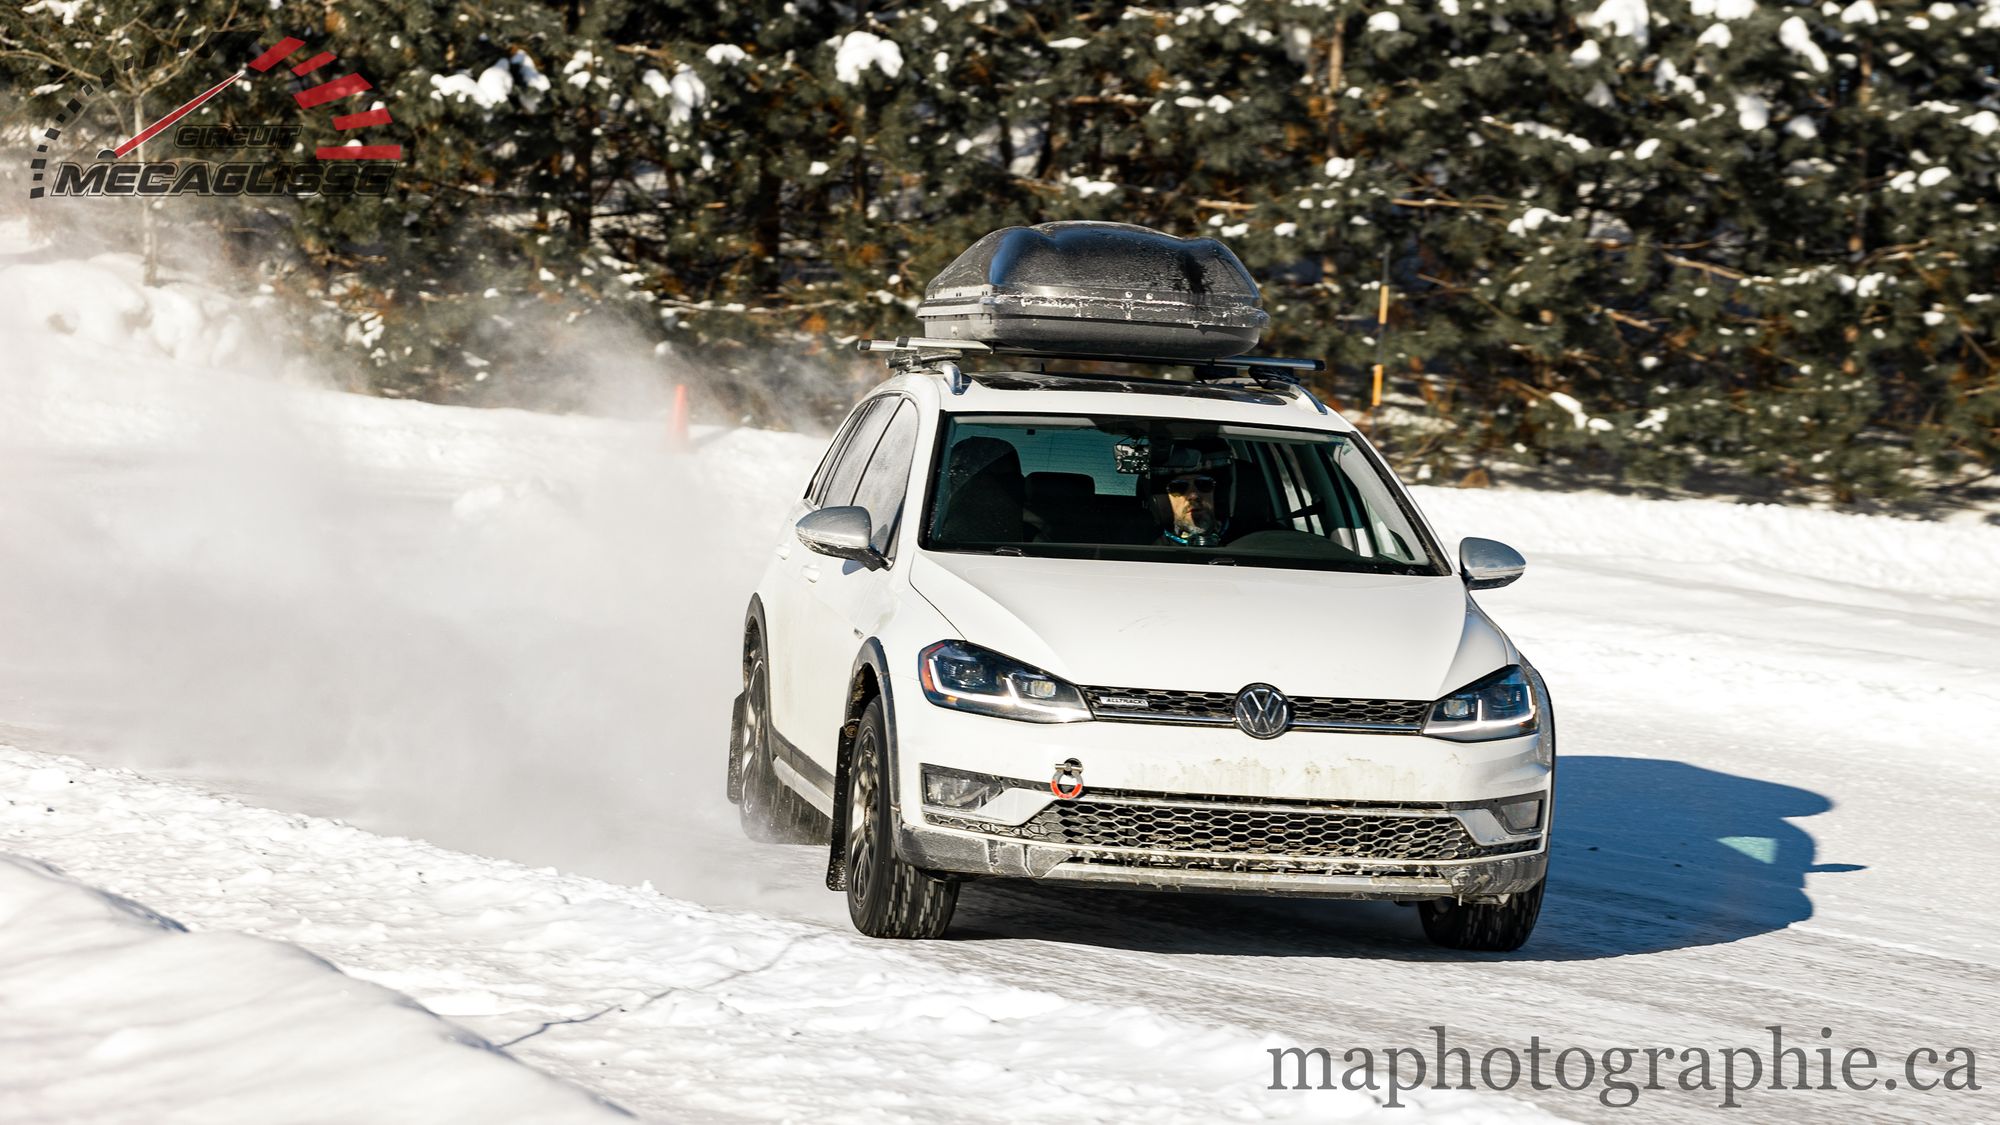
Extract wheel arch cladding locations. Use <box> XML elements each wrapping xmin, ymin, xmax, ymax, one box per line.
<box><xmin>741</xmin><ymin>594</ymin><xmax>767</xmax><ymax>657</ymax></box>
<box><xmin>827</xmin><ymin>639</ymin><xmax>893</xmax><ymax>891</ymax></box>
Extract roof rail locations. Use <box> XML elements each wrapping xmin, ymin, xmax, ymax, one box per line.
<box><xmin>856</xmin><ymin>337</ymin><xmax>1324</xmax><ymax>374</ymax></box>
<box><xmin>1225</xmin><ymin>369</ymin><xmax>1330</xmax><ymax>415</ymax></box>
<box><xmin>859</xmin><ymin>336</ymin><xmax>1331</xmax><ymax>413</ymax></box>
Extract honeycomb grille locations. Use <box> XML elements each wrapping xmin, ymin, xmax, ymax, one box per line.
<box><xmin>1084</xmin><ymin>686</ymin><xmax>1428</xmax><ymax>730</ymax></box>
<box><xmin>930</xmin><ymin>795</ymin><xmax>1528</xmax><ymax>863</ymax></box>
<box><xmin>1087</xmin><ymin>687</ymin><xmax>1235</xmax><ymax>720</ymax></box>
<box><xmin>1292</xmin><ymin>696</ymin><xmax>1431</xmax><ymax>727</ymax></box>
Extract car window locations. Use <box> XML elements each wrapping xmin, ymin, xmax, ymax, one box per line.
<box><xmin>922</xmin><ymin>413</ymin><xmax>1445</xmax><ymax>576</ymax></box>
<box><xmin>817</xmin><ymin>398</ymin><xmax>893</xmax><ymax>508</ymax></box>
<box><xmin>951</xmin><ymin>423</ymin><xmax>1138</xmax><ymax>497</ymax></box>
<box><xmin>850</xmin><ymin>400</ymin><xmax>919</xmax><ymax>556</ymax></box>
<box><xmin>806</xmin><ymin>401</ymin><xmax>872</xmax><ymax>504</ymax></box>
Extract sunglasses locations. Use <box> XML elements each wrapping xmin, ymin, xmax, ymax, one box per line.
<box><xmin>1166</xmin><ymin>475</ymin><xmax>1217</xmax><ymax>496</ymax></box>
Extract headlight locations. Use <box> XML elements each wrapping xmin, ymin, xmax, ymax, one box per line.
<box><xmin>918</xmin><ymin>640</ymin><xmax>1092</xmax><ymax>724</ymax></box>
<box><xmin>1424</xmin><ymin>665</ymin><xmax>1539</xmax><ymax>742</ymax></box>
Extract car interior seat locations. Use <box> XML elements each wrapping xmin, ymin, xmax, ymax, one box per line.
<box><xmin>933</xmin><ymin>437</ymin><xmax>1027</xmax><ymax>543</ymax></box>
<box><xmin>1023</xmin><ymin>471</ymin><xmax>1096</xmax><ymax>542</ymax></box>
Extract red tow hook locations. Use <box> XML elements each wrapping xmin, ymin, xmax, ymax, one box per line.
<box><xmin>1049</xmin><ymin>759</ymin><xmax>1085</xmax><ymax>800</ymax></box>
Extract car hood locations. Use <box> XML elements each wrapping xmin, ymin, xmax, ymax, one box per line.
<box><xmin>908</xmin><ymin>551</ymin><xmax>1512</xmax><ymax>702</ymax></box>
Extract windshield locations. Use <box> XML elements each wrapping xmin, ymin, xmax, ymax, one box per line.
<box><xmin>921</xmin><ymin>414</ymin><xmax>1447</xmax><ymax>575</ymax></box>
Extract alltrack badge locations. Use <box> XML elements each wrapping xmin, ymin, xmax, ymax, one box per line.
<box><xmin>1233</xmin><ymin>684</ymin><xmax>1292</xmax><ymax>739</ymax></box>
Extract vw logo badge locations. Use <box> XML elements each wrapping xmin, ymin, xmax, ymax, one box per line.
<box><xmin>1233</xmin><ymin>683</ymin><xmax>1292</xmax><ymax>739</ymax></box>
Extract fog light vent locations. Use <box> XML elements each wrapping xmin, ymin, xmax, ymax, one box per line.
<box><xmin>922</xmin><ymin>766</ymin><xmax>1008</xmax><ymax>811</ymax></box>
<box><xmin>1497</xmin><ymin>798</ymin><xmax>1542</xmax><ymax>834</ymax></box>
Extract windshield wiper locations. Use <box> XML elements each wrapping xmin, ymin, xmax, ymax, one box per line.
<box><xmin>1206</xmin><ymin>556</ymin><xmax>1237</xmax><ymax>566</ymax></box>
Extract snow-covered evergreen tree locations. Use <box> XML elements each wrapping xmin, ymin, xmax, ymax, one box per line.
<box><xmin>5</xmin><ymin>0</ymin><xmax>1995</xmax><ymax>501</ymax></box>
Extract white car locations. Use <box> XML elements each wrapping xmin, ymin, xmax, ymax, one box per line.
<box><xmin>730</xmin><ymin>355</ymin><xmax>1554</xmax><ymax>951</ymax></box>
<box><xmin>730</xmin><ymin>221</ymin><xmax>1552</xmax><ymax>951</ymax></box>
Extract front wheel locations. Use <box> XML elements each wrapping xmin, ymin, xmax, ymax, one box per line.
<box><xmin>1417</xmin><ymin>878</ymin><xmax>1545</xmax><ymax>952</ymax></box>
<box><xmin>845</xmin><ymin>698</ymin><xmax>958</xmax><ymax>938</ymax></box>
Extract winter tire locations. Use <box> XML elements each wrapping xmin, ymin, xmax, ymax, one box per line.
<box><xmin>845</xmin><ymin>698</ymin><xmax>958</xmax><ymax>938</ymax></box>
<box><xmin>1418</xmin><ymin>877</ymin><xmax>1546</xmax><ymax>952</ymax></box>
<box><xmin>733</xmin><ymin>632</ymin><xmax>823</xmax><ymax>845</ymax></box>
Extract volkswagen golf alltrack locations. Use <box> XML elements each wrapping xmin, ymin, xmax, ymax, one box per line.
<box><xmin>728</xmin><ymin>223</ymin><xmax>1554</xmax><ymax>951</ymax></box>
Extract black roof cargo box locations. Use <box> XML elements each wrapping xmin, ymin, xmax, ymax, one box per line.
<box><xmin>915</xmin><ymin>222</ymin><xmax>1268</xmax><ymax>361</ymax></box>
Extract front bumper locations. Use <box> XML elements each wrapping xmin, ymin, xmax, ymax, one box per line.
<box><xmin>896</xmin><ymin>785</ymin><xmax>1548</xmax><ymax>904</ymax></box>
<box><xmin>897</xmin><ymin>819</ymin><xmax>1546</xmax><ymax>903</ymax></box>
<box><xmin>884</xmin><ymin>670</ymin><xmax>1552</xmax><ymax>904</ymax></box>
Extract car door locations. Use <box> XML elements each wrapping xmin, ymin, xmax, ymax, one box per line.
<box><xmin>792</xmin><ymin>398</ymin><xmax>921</xmax><ymax>772</ymax></box>
<box><xmin>766</xmin><ymin>398</ymin><xmax>891</xmax><ymax>747</ymax></box>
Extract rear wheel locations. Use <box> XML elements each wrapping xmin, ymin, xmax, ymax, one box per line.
<box><xmin>1418</xmin><ymin>878</ymin><xmax>1545</xmax><ymax>952</ymax></box>
<box><xmin>733</xmin><ymin>634</ymin><xmax>822</xmax><ymax>845</ymax></box>
<box><xmin>845</xmin><ymin>698</ymin><xmax>958</xmax><ymax>938</ymax></box>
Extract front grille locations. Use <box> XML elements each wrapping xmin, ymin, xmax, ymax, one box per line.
<box><xmin>929</xmin><ymin>793</ymin><xmax>1534</xmax><ymax>864</ymax></box>
<box><xmin>1293</xmin><ymin>696</ymin><xmax>1431</xmax><ymax>727</ymax></box>
<box><xmin>1087</xmin><ymin>687</ymin><xmax>1236</xmax><ymax>721</ymax></box>
<box><xmin>1047</xmin><ymin>802</ymin><xmax>1485</xmax><ymax>860</ymax></box>
<box><xmin>1083</xmin><ymin>686</ymin><xmax>1429</xmax><ymax>731</ymax></box>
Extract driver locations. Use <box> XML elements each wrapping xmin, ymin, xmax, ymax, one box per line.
<box><xmin>1149</xmin><ymin>439</ymin><xmax>1233</xmax><ymax>547</ymax></box>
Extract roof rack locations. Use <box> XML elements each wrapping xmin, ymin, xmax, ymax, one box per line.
<box><xmin>857</xmin><ymin>337</ymin><xmax>1330</xmax><ymax>414</ymax></box>
<box><xmin>856</xmin><ymin>337</ymin><xmax>1322</xmax><ymax>372</ymax></box>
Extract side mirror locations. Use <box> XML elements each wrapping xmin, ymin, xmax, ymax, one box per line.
<box><xmin>796</xmin><ymin>506</ymin><xmax>886</xmax><ymax>569</ymax></box>
<box><xmin>1459</xmin><ymin>536</ymin><xmax>1526</xmax><ymax>590</ymax></box>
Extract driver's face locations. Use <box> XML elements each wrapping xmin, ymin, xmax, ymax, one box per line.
<box><xmin>1166</xmin><ymin>474</ymin><xmax>1217</xmax><ymax>531</ymax></box>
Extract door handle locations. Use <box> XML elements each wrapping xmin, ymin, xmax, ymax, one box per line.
<box><xmin>776</xmin><ymin>544</ymin><xmax>792</xmax><ymax>560</ymax></box>
<box><xmin>802</xmin><ymin>565</ymin><xmax>820</xmax><ymax>583</ymax></box>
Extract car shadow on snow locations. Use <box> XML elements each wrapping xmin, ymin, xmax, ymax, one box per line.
<box><xmin>947</xmin><ymin>755</ymin><xmax>1858</xmax><ymax>962</ymax></box>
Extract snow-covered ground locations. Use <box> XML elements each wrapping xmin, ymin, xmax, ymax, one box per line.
<box><xmin>2</xmin><ymin>222</ymin><xmax>1996</xmax><ymax>1122</ymax></box>
<box><xmin>0</xmin><ymin>848</ymin><xmax>622</xmax><ymax>1124</ymax></box>
<box><xmin>0</xmin><ymin>744</ymin><xmax>1552</xmax><ymax>1124</ymax></box>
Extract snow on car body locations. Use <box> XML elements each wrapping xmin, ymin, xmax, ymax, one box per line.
<box><xmin>731</xmin><ymin>223</ymin><xmax>1553</xmax><ymax>950</ymax></box>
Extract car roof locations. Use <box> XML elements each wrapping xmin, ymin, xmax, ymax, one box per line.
<box><xmin>875</xmin><ymin>366</ymin><xmax>1359</xmax><ymax>432</ymax></box>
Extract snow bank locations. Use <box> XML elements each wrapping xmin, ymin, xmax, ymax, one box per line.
<box><xmin>1416</xmin><ymin>486</ymin><xmax>2000</xmax><ymax>603</ymax></box>
<box><xmin>0</xmin><ymin>247</ymin><xmax>263</xmax><ymax>370</ymax></box>
<box><xmin>0</xmin><ymin>851</ymin><xmax>622</xmax><ymax>1124</ymax></box>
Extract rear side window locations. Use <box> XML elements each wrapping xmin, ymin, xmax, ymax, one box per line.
<box><xmin>814</xmin><ymin>399</ymin><xmax>892</xmax><ymax>507</ymax></box>
<box><xmin>850</xmin><ymin>401</ymin><xmax>919</xmax><ymax>556</ymax></box>
<box><xmin>806</xmin><ymin>402</ymin><xmax>870</xmax><ymax>504</ymax></box>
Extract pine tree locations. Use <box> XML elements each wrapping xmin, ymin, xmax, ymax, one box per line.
<box><xmin>5</xmin><ymin>0</ymin><xmax>1995</xmax><ymax>502</ymax></box>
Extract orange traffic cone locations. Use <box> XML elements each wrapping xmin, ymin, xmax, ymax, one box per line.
<box><xmin>669</xmin><ymin>383</ymin><xmax>691</xmax><ymax>451</ymax></box>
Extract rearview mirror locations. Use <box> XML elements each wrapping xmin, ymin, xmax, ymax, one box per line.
<box><xmin>796</xmin><ymin>506</ymin><xmax>885</xmax><ymax>569</ymax></box>
<box><xmin>1459</xmin><ymin>537</ymin><xmax>1526</xmax><ymax>590</ymax></box>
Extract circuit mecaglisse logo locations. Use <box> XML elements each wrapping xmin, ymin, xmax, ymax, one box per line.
<box><xmin>30</xmin><ymin>33</ymin><xmax>403</xmax><ymax>201</ymax></box>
